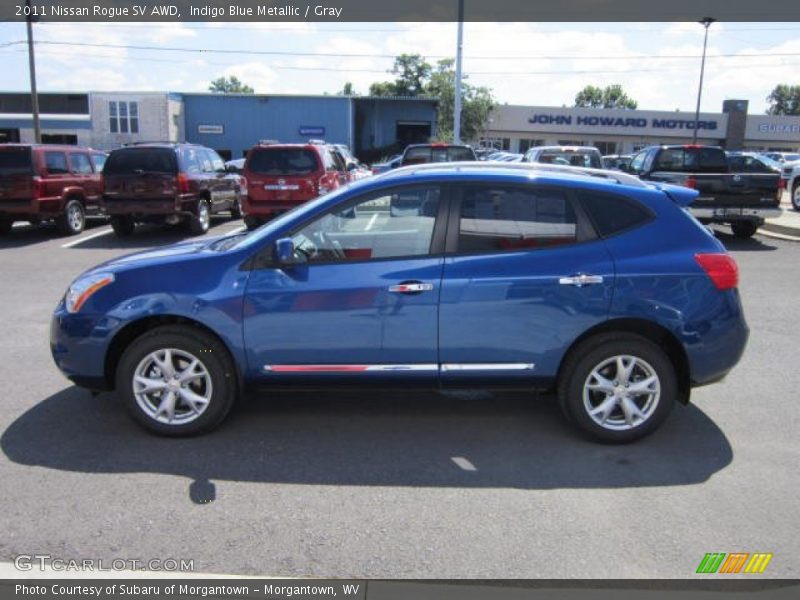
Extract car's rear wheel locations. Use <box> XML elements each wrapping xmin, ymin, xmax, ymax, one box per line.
<box><xmin>57</xmin><ymin>199</ymin><xmax>85</xmax><ymax>236</ymax></box>
<box><xmin>792</xmin><ymin>181</ymin><xmax>800</xmax><ymax>211</ymax></box>
<box><xmin>230</xmin><ymin>194</ymin><xmax>243</xmax><ymax>219</ymax></box>
<box><xmin>189</xmin><ymin>199</ymin><xmax>211</xmax><ymax>235</ymax></box>
<box><xmin>110</xmin><ymin>216</ymin><xmax>135</xmax><ymax>237</ymax></box>
<box><xmin>116</xmin><ymin>325</ymin><xmax>238</xmax><ymax>436</ymax></box>
<box><xmin>730</xmin><ymin>221</ymin><xmax>758</xmax><ymax>239</ymax></box>
<box><xmin>557</xmin><ymin>332</ymin><xmax>676</xmax><ymax>443</ymax></box>
<box><xmin>243</xmin><ymin>215</ymin><xmax>262</xmax><ymax>230</ymax></box>
<box><xmin>0</xmin><ymin>217</ymin><xmax>12</xmax><ymax>234</ymax></box>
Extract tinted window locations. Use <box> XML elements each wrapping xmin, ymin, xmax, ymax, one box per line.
<box><xmin>248</xmin><ymin>148</ymin><xmax>320</xmax><ymax>175</ymax></box>
<box><xmin>729</xmin><ymin>155</ymin><xmax>772</xmax><ymax>173</ymax></box>
<box><xmin>291</xmin><ymin>187</ymin><xmax>440</xmax><ymax>263</ymax></box>
<box><xmin>580</xmin><ymin>192</ymin><xmax>652</xmax><ymax>237</ymax></box>
<box><xmin>206</xmin><ymin>149</ymin><xmax>225</xmax><ymax>172</ymax></box>
<box><xmin>70</xmin><ymin>153</ymin><xmax>93</xmax><ymax>174</ymax></box>
<box><xmin>44</xmin><ymin>152</ymin><xmax>69</xmax><ymax>174</ymax></box>
<box><xmin>104</xmin><ymin>148</ymin><xmax>177</xmax><ymax>175</ymax></box>
<box><xmin>534</xmin><ymin>151</ymin><xmax>602</xmax><ymax>168</ymax></box>
<box><xmin>403</xmin><ymin>146</ymin><xmax>475</xmax><ymax>165</ymax></box>
<box><xmin>179</xmin><ymin>147</ymin><xmax>204</xmax><ymax>174</ymax></box>
<box><xmin>654</xmin><ymin>147</ymin><xmax>727</xmax><ymax>172</ymax></box>
<box><xmin>458</xmin><ymin>186</ymin><xmax>578</xmax><ymax>253</ymax></box>
<box><xmin>0</xmin><ymin>147</ymin><xmax>32</xmax><ymax>175</ymax></box>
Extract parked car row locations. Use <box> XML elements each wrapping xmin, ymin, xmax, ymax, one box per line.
<box><xmin>0</xmin><ymin>139</ymin><xmax>372</xmax><ymax>238</ymax></box>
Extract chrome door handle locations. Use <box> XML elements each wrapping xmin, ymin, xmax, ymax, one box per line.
<box><xmin>388</xmin><ymin>282</ymin><xmax>434</xmax><ymax>294</ymax></box>
<box><xmin>558</xmin><ymin>274</ymin><xmax>604</xmax><ymax>287</ymax></box>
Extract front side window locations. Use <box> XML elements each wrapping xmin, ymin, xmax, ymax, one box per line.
<box><xmin>44</xmin><ymin>152</ymin><xmax>69</xmax><ymax>175</ymax></box>
<box><xmin>70</xmin><ymin>153</ymin><xmax>93</xmax><ymax>174</ymax></box>
<box><xmin>288</xmin><ymin>187</ymin><xmax>441</xmax><ymax>264</ymax></box>
<box><xmin>457</xmin><ymin>186</ymin><xmax>578</xmax><ymax>254</ymax></box>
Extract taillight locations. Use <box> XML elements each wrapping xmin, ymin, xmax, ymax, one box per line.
<box><xmin>684</xmin><ymin>176</ymin><xmax>697</xmax><ymax>189</ymax></box>
<box><xmin>695</xmin><ymin>253</ymin><xmax>739</xmax><ymax>290</ymax></box>
<box><xmin>31</xmin><ymin>176</ymin><xmax>43</xmax><ymax>200</ymax></box>
<box><xmin>176</xmin><ymin>172</ymin><xmax>190</xmax><ymax>194</ymax></box>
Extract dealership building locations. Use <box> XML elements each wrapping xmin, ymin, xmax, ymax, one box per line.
<box><xmin>0</xmin><ymin>91</ymin><xmax>438</xmax><ymax>160</ymax></box>
<box><xmin>1</xmin><ymin>91</ymin><xmax>798</xmax><ymax>159</ymax></box>
<box><xmin>481</xmin><ymin>100</ymin><xmax>800</xmax><ymax>155</ymax></box>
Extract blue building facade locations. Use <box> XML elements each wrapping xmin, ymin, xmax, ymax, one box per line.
<box><xmin>182</xmin><ymin>93</ymin><xmax>438</xmax><ymax>160</ymax></box>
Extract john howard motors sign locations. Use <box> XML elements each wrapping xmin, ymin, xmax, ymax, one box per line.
<box><xmin>528</xmin><ymin>113</ymin><xmax>719</xmax><ymax>131</ymax></box>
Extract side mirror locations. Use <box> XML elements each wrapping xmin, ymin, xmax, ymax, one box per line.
<box><xmin>274</xmin><ymin>238</ymin><xmax>304</xmax><ymax>265</ymax></box>
<box><xmin>346</xmin><ymin>162</ymin><xmax>358</xmax><ymax>171</ymax></box>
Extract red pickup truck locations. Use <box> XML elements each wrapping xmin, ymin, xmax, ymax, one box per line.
<box><xmin>0</xmin><ymin>144</ymin><xmax>106</xmax><ymax>235</ymax></box>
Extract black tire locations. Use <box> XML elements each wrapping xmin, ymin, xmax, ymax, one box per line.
<box><xmin>243</xmin><ymin>215</ymin><xmax>262</xmax><ymax>230</ymax></box>
<box><xmin>110</xmin><ymin>216</ymin><xmax>135</xmax><ymax>237</ymax></box>
<box><xmin>189</xmin><ymin>199</ymin><xmax>211</xmax><ymax>235</ymax></box>
<box><xmin>116</xmin><ymin>325</ymin><xmax>238</xmax><ymax>436</ymax></box>
<box><xmin>230</xmin><ymin>194</ymin><xmax>243</xmax><ymax>219</ymax></box>
<box><xmin>792</xmin><ymin>182</ymin><xmax>800</xmax><ymax>211</ymax></box>
<box><xmin>557</xmin><ymin>332</ymin><xmax>677</xmax><ymax>443</ymax></box>
<box><xmin>730</xmin><ymin>221</ymin><xmax>758</xmax><ymax>239</ymax></box>
<box><xmin>0</xmin><ymin>217</ymin><xmax>12</xmax><ymax>234</ymax></box>
<box><xmin>56</xmin><ymin>199</ymin><xmax>86</xmax><ymax>236</ymax></box>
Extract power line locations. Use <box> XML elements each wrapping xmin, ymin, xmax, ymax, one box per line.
<box><xmin>12</xmin><ymin>39</ymin><xmax>800</xmax><ymax>61</ymax></box>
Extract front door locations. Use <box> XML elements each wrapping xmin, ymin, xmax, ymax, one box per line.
<box><xmin>243</xmin><ymin>185</ymin><xmax>447</xmax><ymax>381</ymax></box>
<box><xmin>438</xmin><ymin>183</ymin><xmax>614</xmax><ymax>383</ymax></box>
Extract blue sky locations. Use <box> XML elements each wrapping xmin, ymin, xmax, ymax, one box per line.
<box><xmin>0</xmin><ymin>21</ymin><xmax>797</xmax><ymax>114</ymax></box>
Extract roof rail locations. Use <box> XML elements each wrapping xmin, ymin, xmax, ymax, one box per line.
<box><xmin>378</xmin><ymin>161</ymin><xmax>648</xmax><ymax>188</ymax></box>
<box><xmin>121</xmin><ymin>140</ymin><xmax>183</xmax><ymax>146</ymax></box>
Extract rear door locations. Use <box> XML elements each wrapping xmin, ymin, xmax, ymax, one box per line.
<box><xmin>438</xmin><ymin>182</ymin><xmax>614</xmax><ymax>384</ymax></box>
<box><xmin>68</xmin><ymin>151</ymin><xmax>100</xmax><ymax>208</ymax></box>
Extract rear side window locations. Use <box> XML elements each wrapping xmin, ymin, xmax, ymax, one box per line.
<box><xmin>248</xmin><ymin>148</ymin><xmax>320</xmax><ymax>175</ymax></box>
<box><xmin>104</xmin><ymin>148</ymin><xmax>177</xmax><ymax>175</ymax></box>
<box><xmin>654</xmin><ymin>147</ymin><xmax>727</xmax><ymax>172</ymax></box>
<box><xmin>70</xmin><ymin>153</ymin><xmax>93</xmax><ymax>174</ymax></box>
<box><xmin>0</xmin><ymin>147</ymin><xmax>32</xmax><ymax>176</ymax></box>
<box><xmin>457</xmin><ymin>186</ymin><xmax>579</xmax><ymax>253</ymax></box>
<box><xmin>44</xmin><ymin>152</ymin><xmax>69</xmax><ymax>174</ymax></box>
<box><xmin>579</xmin><ymin>191</ymin><xmax>653</xmax><ymax>237</ymax></box>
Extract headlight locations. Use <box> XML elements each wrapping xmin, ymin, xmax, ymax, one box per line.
<box><xmin>65</xmin><ymin>272</ymin><xmax>115</xmax><ymax>314</ymax></box>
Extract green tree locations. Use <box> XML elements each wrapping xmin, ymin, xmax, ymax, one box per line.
<box><xmin>766</xmin><ymin>84</ymin><xmax>800</xmax><ymax>115</ymax></box>
<box><xmin>338</xmin><ymin>82</ymin><xmax>357</xmax><ymax>96</ymax></box>
<box><xmin>425</xmin><ymin>59</ymin><xmax>495</xmax><ymax>142</ymax></box>
<box><xmin>575</xmin><ymin>84</ymin><xmax>637</xmax><ymax>109</ymax></box>
<box><xmin>369</xmin><ymin>54</ymin><xmax>432</xmax><ymax>97</ymax></box>
<box><xmin>208</xmin><ymin>76</ymin><xmax>254</xmax><ymax>94</ymax></box>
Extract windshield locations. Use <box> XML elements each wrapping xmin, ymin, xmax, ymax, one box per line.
<box><xmin>0</xmin><ymin>147</ymin><xmax>32</xmax><ymax>176</ymax></box>
<box><xmin>104</xmin><ymin>148</ymin><xmax>177</xmax><ymax>175</ymax></box>
<box><xmin>247</xmin><ymin>148</ymin><xmax>319</xmax><ymax>175</ymax></box>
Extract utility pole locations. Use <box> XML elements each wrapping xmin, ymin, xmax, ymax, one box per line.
<box><xmin>26</xmin><ymin>0</ymin><xmax>41</xmax><ymax>144</ymax></box>
<box><xmin>692</xmin><ymin>17</ymin><xmax>715</xmax><ymax>145</ymax></box>
<box><xmin>453</xmin><ymin>0</ymin><xmax>464</xmax><ymax>144</ymax></box>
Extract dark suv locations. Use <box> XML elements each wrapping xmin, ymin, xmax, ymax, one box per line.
<box><xmin>0</xmin><ymin>144</ymin><xmax>106</xmax><ymax>236</ymax></box>
<box><xmin>102</xmin><ymin>143</ymin><xmax>242</xmax><ymax>237</ymax></box>
<box><xmin>241</xmin><ymin>142</ymin><xmax>351</xmax><ymax>230</ymax></box>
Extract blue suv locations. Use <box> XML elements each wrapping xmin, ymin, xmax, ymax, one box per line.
<box><xmin>50</xmin><ymin>164</ymin><xmax>748</xmax><ymax>442</ymax></box>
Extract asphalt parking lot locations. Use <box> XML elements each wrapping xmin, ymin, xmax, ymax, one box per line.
<box><xmin>0</xmin><ymin>216</ymin><xmax>797</xmax><ymax>579</ymax></box>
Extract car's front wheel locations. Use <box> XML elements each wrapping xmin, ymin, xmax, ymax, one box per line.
<box><xmin>558</xmin><ymin>332</ymin><xmax>676</xmax><ymax>443</ymax></box>
<box><xmin>792</xmin><ymin>181</ymin><xmax>800</xmax><ymax>211</ymax></box>
<box><xmin>116</xmin><ymin>325</ymin><xmax>238</xmax><ymax>436</ymax></box>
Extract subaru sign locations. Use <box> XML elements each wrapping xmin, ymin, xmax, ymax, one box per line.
<box><xmin>299</xmin><ymin>126</ymin><xmax>325</xmax><ymax>136</ymax></box>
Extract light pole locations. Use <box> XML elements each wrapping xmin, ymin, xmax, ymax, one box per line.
<box><xmin>692</xmin><ymin>17</ymin><xmax>715</xmax><ymax>145</ymax></box>
<box><xmin>25</xmin><ymin>0</ymin><xmax>41</xmax><ymax>144</ymax></box>
<box><xmin>453</xmin><ymin>0</ymin><xmax>464</xmax><ymax>144</ymax></box>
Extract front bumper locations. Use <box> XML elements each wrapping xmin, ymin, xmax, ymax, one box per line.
<box><xmin>50</xmin><ymin>305</ymin><xmax>120</xmax><ymax>390</ymax></box>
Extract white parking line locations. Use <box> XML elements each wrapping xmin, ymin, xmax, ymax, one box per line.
<box><xmin>451</xmin><ymin>456</ymin><xmax>477</xmax><ymax>472</ymax></box>
<box><xmin>227</xmin><ymin>226</ymin><xmax>247</xmax><ymax>234</ymax></box>
<box><xmin>61</xmin><ymin>227</ymin><xmax>113</xmax><ymax>248</ymax></box>
<box><xmin>364</xmin><ymin>213</ymin><xmax>378</xmax><ymax>231</ymax></box>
